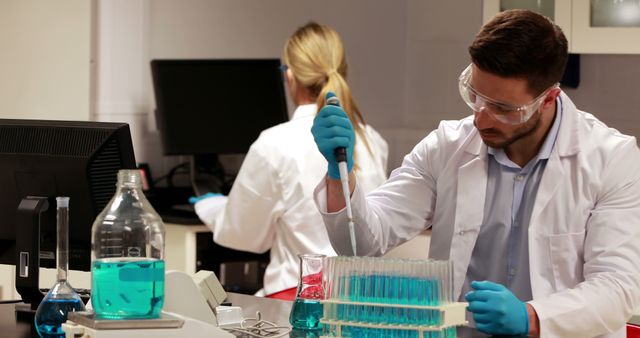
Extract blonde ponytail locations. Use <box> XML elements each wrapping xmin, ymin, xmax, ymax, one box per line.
<box><xmin>283</xmin><ymin>22</ymin><xmax>373</xmax><ymax>170</ymax></box>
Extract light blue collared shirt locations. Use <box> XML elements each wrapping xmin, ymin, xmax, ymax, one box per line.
<box><xmin>461</xmin><ymin>98</ymin><xmax>563</xmax><ymax>307</ymax></box>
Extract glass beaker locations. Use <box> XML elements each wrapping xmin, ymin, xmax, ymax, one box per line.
<box><xmin>90</xmin><ymin>169</ymin><xmax>165</xmax><ymax>319</ymax></box>
<box><xmin>289</xmin><ymin>254</ymin><xmax>326</xmax><ymax>330</ymax></box>
<box><xmin>35</xmin><ymin>197</ymin><xmax>86</xmax><ymax>337</ymax></box>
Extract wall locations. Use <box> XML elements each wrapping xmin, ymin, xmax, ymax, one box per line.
<box><xmin>393</xmin><ymin>0</ymin><xmax>482</xmax><ymax>168</ymax></box>
<box><xmin>563</xmin><ymin>55</ymin><xmax>640</xmax><ymax>138</ymax></box>
<box><xmin>0</xmin><ymin>0</ymin><xmax>92</xmax><ymax>121</ymax></box>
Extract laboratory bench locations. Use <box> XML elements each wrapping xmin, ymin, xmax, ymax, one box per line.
<box><xmin>0</xmin><ymin>292</ymin><xmax>494</xmax><ymax>338</ymax></box>
<box><xmin>6</xmin><ymin>292</ymin><xmax>640</xmax><ymax>337</ymax></box>
<box><xmin>226</xmin><ymin>292</ymin><xmax>492</xmax><ymax>338</ymax></box>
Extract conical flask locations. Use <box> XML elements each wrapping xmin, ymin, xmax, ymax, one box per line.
<box><xmin>34</xmin><ymin>197</ymin><xmax>86</xmax><ymax>337</ymax></box>
<box><xmin>289</xmin><ymin>254</ymin><xmax>326</xmax><ymax>330</ymax></box>
<box><xmin>90</xmin><ymin>169</ymin><xmax>165</xmax><ymax>319</ymax></box>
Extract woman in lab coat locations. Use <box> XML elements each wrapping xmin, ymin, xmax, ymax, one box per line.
<box><xmin>195</xmin><ymin>22</ymin><xmax>388</xmax><ymax>298</ymax></box>
<box><xmin>312</xmin><ymin>10</ymin><xmax>640</xmax><ymax>338</ymax></box>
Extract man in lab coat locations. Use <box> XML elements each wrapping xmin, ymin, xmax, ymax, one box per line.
<box><xmin>311</xmin><ymin>9</ymin><xmax>640</xmax><ymax>338</ymax></box>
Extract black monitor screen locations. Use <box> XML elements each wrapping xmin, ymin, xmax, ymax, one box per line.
<box><xmin>0</xmin><ymin>119</ymin><xmax>136</xmax><ymax>272</ymax></box>
<box><xmin>151</xmin><ymin>59</ymin><xmax>289</xmax><ymax>156</ymax></box>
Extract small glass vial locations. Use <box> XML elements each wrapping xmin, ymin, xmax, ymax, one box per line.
<box><xmin>90</xmin><ymin>169</ymin><xmax>165</xmax><ymax>319</ymax></box>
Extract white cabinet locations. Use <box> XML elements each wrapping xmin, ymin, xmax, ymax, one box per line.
<box><xmin>165</xmin><ymin>223</ymin><xmax>210</xmax><ymax>275</ymax></box>
<box><xmin>483</xmin><ymin>0</ymin><xmax>640</xmax><ymax>54</ymax></box>
<box><xmin>572</xmin><ymin>0</ymin><xmax>640</xmax><ymax>54</ymax></box>
<box><xmin>482</xmin><ymin>0</ymin><xmax>572</xmax><ymax>45</ymax></box>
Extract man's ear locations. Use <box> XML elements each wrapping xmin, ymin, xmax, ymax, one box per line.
<box><xmin>541</xmin><ymin>87</ymin><xmax>561</xmax><ymax>110</ymax></box>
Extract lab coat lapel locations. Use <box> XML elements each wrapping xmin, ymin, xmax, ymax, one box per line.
<box><xmin>529</xmin><ymin>92</ymin><xmax>578</xmax><ymax>233</ymax></box>
<box><xmin>528</xmin><ymin>92</ymin><xmax>580</xmax><ymax>298</ymax></box>
<box><xmin>451</xmin><ymin>133</ymin><xmax>487</xmax><ymax>298</ymax></box>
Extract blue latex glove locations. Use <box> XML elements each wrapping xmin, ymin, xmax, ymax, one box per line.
<box><xmin>188</xmin><ymin>192</ymin><xmax>223</xmax><ymax>204</ymax></box>
<box><xmin>465</xmin><ymin>280</ymin><xmax>529</xmax><ymax>336</ymax></box>
<box><xmin>311</xmin><ymin>92</ymin><xmax>355</xmax><ymax>179</ymax></box>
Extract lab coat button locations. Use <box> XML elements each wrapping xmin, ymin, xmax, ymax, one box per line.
<box><xmin>509</xmin><ymin>268</ymin><xmax>517</xmax><ymax>275</ymax></box>
<box><xmin>458</xmin><ymin>230</ymin><xmax>465</xmax><ymax>235</ymax></box>
<box><xmin>515</xmin><ymin>175</ymin><xmax>524</xmax><ymax>181</ymax></box>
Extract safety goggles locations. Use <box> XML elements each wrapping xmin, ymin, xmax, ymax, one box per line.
<box><xmin>458</xmin><ymin>64</ymin><xmax>557</xmax><ymax>125</ymax></box>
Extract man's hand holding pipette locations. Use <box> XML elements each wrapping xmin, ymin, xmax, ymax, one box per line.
<box><xmin>312</xmin><ymin>93</ymin><xmax>355</xmax><ymax>181</ymax></box>
<box><xmin>311</xmin><ymin>92</ymin><xmax>358</xmax><ymax>255</ymax></box>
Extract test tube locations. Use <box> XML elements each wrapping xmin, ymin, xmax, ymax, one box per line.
<box><xmin>334</xmin><ymin>258</ymin><xmax>343</xmax><ymax>319</ymax></box>
<box><xmin>57</xmin><ymin>196</ymin><xmax>70</xmax><ymax>282</ymax></box>
<box><xmin>325</xmin><ymin>256</ymin><xmax>334</xmax><ymax>300</ymax></box>
<box><xmin>448</xmin><ymin>260</ymin><xmax>454</xmax><ymax>303</ymax></box>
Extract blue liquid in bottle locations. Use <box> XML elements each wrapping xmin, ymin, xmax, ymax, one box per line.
<box><xmin>35</xmin><ymin>298</ymin><xmax>85</xmax><ymax>338</ymax></box>
<box><xmin>289</xmin><ymin>299</ymin><xmax>323</xmax><ymax>330</ymax></box>
<box><xmin>91</xmin><ymin>258</ymin><xmax>165</xmax><ymax>319</ymax></box>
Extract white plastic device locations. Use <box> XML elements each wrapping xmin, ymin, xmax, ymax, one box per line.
<box><xmin>214</xmin><ymin>305</ymin><xmax>244</xmax><ymax>326</ymax></box>
<box><xmin>163</xmin><ymin>270</ymin><xmax>225</xmax><ymax>324</ymax></box>
<box><xmin>192</xmin><ymin>270</ymin><xmax>227</xmax><ymax>310</ymax></box>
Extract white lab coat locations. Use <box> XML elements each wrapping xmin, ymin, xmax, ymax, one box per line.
<box><xmin>314</xmin><ymin>92</ymin><xmax>640</xmax><ymax>338</ymax></box>
<box><xmin>201</xmin><ymin>104</ymin><xmax>388</xmax><ymax>295</ymax></box>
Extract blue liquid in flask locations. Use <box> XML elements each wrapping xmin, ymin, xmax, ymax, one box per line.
<box><xmin>91</xmin><ymin>258</ymin><xmax>165</xmax><ymax>319</ymax></box>
<box><xmin>290</xmin><ymin>299</ymin><xmax>323</xmax><ymax>330</ymax></box>
<box><xmin>35</xmin><ymin>297</ymin><xmax>85</xmax><ymax>338</ymax></box>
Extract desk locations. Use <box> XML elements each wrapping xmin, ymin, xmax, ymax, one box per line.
<box><xmin>0</xmin><ymin>302</ymin><xmax>38</xmax><ymax>338</ymax></box>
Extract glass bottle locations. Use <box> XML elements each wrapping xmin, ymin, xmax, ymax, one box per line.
<box><xmin>90</xmin><ymin>169</ymin><xmax>165</xmax><ymax>319</ymax></box>
<box><xmin>34</xmin><ymin>197</ymin><xmax>86</xmax><ymax>337</ymax></box>
<box><xmin>289</xmin><ymin>254</ymin><xmax>326</xmax><ymax>330</ymax></box>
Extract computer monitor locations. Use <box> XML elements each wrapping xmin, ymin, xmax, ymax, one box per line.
<box><xmin>0</xmin><ymin>119</ymin><xmax>136</xmax><ymax>309</ymax></box>
<box><xmin>150</xmin><ymin>59</ymin><xmax>289</xmax><ymax>195</ymax></box>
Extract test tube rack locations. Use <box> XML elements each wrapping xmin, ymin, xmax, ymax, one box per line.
<box><xmin>320</xmin><ymin>256</ymin><xmax>467</xmax><ymax>338</ymax></box>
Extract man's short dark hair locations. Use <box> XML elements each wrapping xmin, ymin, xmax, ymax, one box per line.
<box><xmin>469</xmin><ymin>9</ymin><xmax>568</xmax><ymax>96</ymax></box>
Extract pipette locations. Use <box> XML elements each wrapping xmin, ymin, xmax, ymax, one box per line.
<box><xmin>326</xmin><ymin>93</ymin><xmax>357</xmax><ymax>256</ymax></box>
